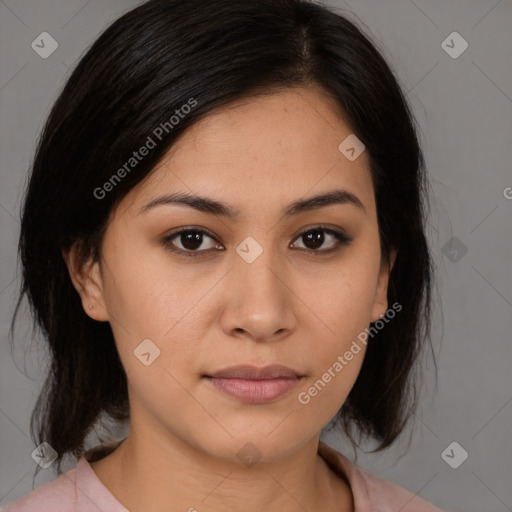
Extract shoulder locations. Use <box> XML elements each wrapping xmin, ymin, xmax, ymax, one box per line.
<box><xmin>318</xmin><ymin>441</ymin><xmax>444</xmax><ymax>512</ymax></box>
<box><xmin>355</xmin><ymin>465</ymin><xmax>443</xmax><ymax>512</ymax></box>
<box><xmin>2</xmin><ymin>455</ymin><xmax>127</xmax><ymax>512</ymax></box>
<box><xmin>2</xmin><ymin>467</ymin><xmax>80</xmax><ymax>512</ymax></box>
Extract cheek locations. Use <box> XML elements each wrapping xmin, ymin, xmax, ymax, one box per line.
<box><xmin>100</xmin><ymin>241</ymin><xmax>201</xmax><ymax>340</ymax></box>
<box><xmin>106</xmin><ymin>283</ymin><xmax>206</xmax><ymax>387</ymax></box>
<box><xmin>297</xmin><ymin>325</ymin><xmax>368</xmax><ymax>424</ymax></box>
<box><xmin>302</xmin><ymin>260</ymin><xmax>379</xmax><ymax>342</ymax></box>
<box><xmin>121</xmin><ymin>357</ymin><xmax>214</xmax><ymax>446</ymax></box>
<box><xmin>101</xmin><ymin>263</ymin><xmax>213</xmax><ymax>395</ymax></box>
<box><xmin>294</xmin><ymin>260</ymin><xmax>377</xmax><ymax>412</ymax></box>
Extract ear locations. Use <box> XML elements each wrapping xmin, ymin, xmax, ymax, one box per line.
<box><xmin>62</xmin><ymin>244</ymin><xmax>109</xmax><ymax>322</ymax></box>
<box><xmin>370</xmin><ymin>248</ymin><xmax>398</xmax><ymax>323</ymax></box>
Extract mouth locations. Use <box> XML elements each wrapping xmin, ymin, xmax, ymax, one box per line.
<box><xmin>202</xmin><ymin>364</ymin><xmax>305</xmax><ymax>404</ymax></box>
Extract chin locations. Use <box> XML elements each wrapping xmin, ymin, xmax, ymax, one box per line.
<box><xmin>196</xmin><ymin>425</ymin><xmax>314</xmax><ymax>466</ymax></box>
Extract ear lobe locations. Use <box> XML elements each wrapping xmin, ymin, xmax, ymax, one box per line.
<box><xmin>370</xmin><ymin>248</ymin><xmax>398</xmax><ymax>323</ymax></box>
<box><xmin>61</xmin><ymin>245</ymin><xmax>109</xmax><ymax>322</ymax></box>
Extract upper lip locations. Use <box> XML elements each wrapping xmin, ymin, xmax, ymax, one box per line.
<box><xmin>205</xmin><ymin>364</ymin><xmax>302</xmax><ymax>379</ymax></box>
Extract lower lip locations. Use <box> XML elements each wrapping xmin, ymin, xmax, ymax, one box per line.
<box><xmin>205</xmin><ymin>377</ymin><xmax>301</xmax><ymax>403</ymax></box>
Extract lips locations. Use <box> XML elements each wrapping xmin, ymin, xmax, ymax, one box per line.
<box><xmin>205</xmin><ymin>364</ymin><xmax>302</xmax><ymax>380</ymax></box>
<box><xmin>203</xmin><ymin>364</ymin><xmax>304</xmax><ymax>403</ymax></box>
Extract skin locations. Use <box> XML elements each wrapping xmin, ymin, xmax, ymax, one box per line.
<box><xmin>64</xmin><ymin>84</ymin><xmax>397</xmax><ymax>512</ymax></box>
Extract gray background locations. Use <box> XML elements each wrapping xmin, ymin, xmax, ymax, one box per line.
<box><xmin>1</xmin><ymin>1</ymin><xmax>511</xmax><ymax>511</ymax></box>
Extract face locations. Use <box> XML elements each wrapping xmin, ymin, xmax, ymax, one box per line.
<box><xmin>67</xmin><ymin>85</ymin><xmax>396</xmax><ymax>464</ymax></box>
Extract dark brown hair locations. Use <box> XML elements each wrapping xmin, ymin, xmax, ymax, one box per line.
<box><xmin>10</xmin><ymin>0</ymin><xmax>437</xmax><ymax>478</ymax></box>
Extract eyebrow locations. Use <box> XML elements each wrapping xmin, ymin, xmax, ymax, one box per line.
<box><xmin>138</xmin><ymin>188</ymin><xmax>366</xmax><ymax>219</ymax></box>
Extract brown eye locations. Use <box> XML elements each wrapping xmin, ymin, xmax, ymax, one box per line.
<box><xmin>163</xmin><ymin>228</ymin><xmax>221</xmax><ymax>257</ymax></box>
<box><xmin>162</xmin><ymin>225</ymin><xmax>352</xmax><ymax>259</ymax></box>
<box><xmin>292</xmin><ymin>227</ymin><xmax>352</xmax><ymax>253</ymax></box>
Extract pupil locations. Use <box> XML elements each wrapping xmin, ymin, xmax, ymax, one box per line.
<box><xmin>304</xmin><ymin>230</ymin><xmax>324</xmax><ymax>249</ymax></box>
<box><xmin>182</xmin><ymin>231</ymin><xmax>202</xmax><ymax>250</ymax></box>
<box><xmin>179</xmin><ymin>230</ymin><xmax>326</xmax><ymax>251</ymax></box>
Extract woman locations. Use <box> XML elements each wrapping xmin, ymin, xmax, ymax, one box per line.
<box><xmin>5</xmin><ymin>0</ymin><xmax>442</xmax><ymax>510</ymax></box>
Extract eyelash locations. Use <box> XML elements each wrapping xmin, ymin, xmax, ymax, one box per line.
<box><xmin>162</xmin><ymin>225</ymin><xmax>353</xmax><ymax>258</ymax></box>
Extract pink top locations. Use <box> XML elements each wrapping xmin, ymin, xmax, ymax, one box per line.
<box><xmin>3</xmin><ymin>441</ymin><xmax>443</xmax><ymax>511</ymax></box>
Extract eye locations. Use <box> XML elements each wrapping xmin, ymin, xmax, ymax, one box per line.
<box><xmin>162</xmin><ymin>225</ymin><xmax>352</xmax><ymax>258</ymax></box>
<box><xmin>162</xmin><ymin>228</ymin><xmax>221</xmax><ymax>257</ymax></box>
<box><xmin>291</xmin><ymin>226</ymin><xmax>352</xmax><ymax>254</ymax></box>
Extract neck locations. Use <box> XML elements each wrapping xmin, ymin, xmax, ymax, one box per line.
<box><xmin>89</xmin><ymin>430</ymin><xmax>354</xmax><ymax>512</ymax></box>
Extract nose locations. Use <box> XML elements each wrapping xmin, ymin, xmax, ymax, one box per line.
<box><xmin>219</xmin><ymin>247</ymin><xmax>297</xmax><ymax>343</ymax></box>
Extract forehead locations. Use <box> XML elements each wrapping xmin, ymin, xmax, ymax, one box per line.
<box><xmin>121</xmin><ymin>85</ymin><xmax>375</xmax><ymax>221</ymax></box>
